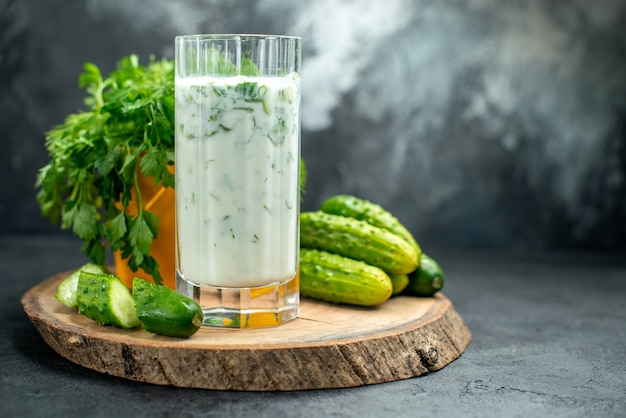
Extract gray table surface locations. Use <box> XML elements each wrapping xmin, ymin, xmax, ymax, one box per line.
<box><xmin>1</xmin><ymin>235</ymin><xmax>625</xmax><ymax>418</ymax></box>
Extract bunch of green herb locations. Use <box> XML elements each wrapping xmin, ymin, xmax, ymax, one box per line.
<box><xmin>36</xmin><ymin>55</ymin><xmax>175</xmax><ymax>284</ymax></box>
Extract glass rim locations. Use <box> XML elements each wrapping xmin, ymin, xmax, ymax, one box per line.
<box><xmin>175</xmin><ymin>33</ymin><xmax>301</xmax><ymax>42</ymax></box>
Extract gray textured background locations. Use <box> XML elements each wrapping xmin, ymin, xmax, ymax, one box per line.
<box><xmin>1</xmin><ymin>0</ymin><xmax>625</xmax><ymax>253</ymax></box>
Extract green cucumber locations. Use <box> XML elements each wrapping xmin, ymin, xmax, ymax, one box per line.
<box><xmin>388</xmin><ymin>273</ymin><xmax>410</xmax><ymax>295</ymax></box>
<box><xmin>405</xmin><ymin>254</ymin><xmax>445</xmax><ymax>297</ymax></box>
<box><xmin>77</xmin><ymin>272</ymin><xmax>140</xmax><ymax>329</ymax></box>
<box><xmin>132</xmin><ymin>278</ymin><xmax>203</xmax><ymax>338</ymax></box>
<box><xmin>300</xmin><ymin>211</ymin><xmax>419</xmax><ymax>275</ymax></box>
<box><xmin>320</xmin><ymin>194</ymin><xmax>421</xmax><ymax>254</ymax></box>
<box><xmin>300</xmin><ymin>248</ymin><xmax>393</xmax><ymax>306</ymax></box>
<box><xmin>56</xmin><ymin>263</ymin><xmax>110</xmax><ymax>309</ymax></box>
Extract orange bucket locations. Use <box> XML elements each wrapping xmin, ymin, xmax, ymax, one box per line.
<box><xmin>114</xmin><ymin>166</ymin><xmax>176</xmax><ymax>289</ymax></box>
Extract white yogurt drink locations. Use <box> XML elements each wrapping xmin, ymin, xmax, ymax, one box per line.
<box><xmin>175</xmin><ymin>34</ymin><xmax>301</xmax><ymax>328</ymax></box>
<box><xmin>175</xmin><ymin>74</ymin><xmax>300</xmax><ymax>289</ymax></box>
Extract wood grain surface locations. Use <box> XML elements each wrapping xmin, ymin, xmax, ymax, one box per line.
<box><xmin>22</xmin><ymin>270</ymin><xmax>472</xmax><ymax>391</ymax></box>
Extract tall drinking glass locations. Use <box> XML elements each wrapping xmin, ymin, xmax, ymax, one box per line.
<box><xmin>174</xmin><ymin>34</ymin><xmax>301</xmax><ymax>328</ymax></box>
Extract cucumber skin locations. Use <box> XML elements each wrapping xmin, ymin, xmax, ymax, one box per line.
<box><xmin>388</xmin><ymin>274</ymin><xmax>410</xmax><ymax>295</ymax></box>
<box><xmin>300</xmin><ymin>211</ymin><xmax>419</xmax><ymax>275</ymax></box>
<box><xmin>300</xmin><ymin>249</ymin><xmax>392</xmax><ymax>306</ymax></box>
<box><xmin>132</xmin><ymin>278</ymin><xmax>203</xmax><ymax>338</ymax></box>
<box><xmin>77</xmin><ymin>272</ymin><xmax>140</xmax><ymax>329</ymax></box>
<box><xmin>320</xmin><ymin>195</ymin><xmax>421</xmax><ymax>255</ymax></box>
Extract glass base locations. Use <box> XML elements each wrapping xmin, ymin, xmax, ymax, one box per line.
<box><xmin>176</xmin><ymin>271</ymin><xmax>299</xmax><ymax>328</ymax></box>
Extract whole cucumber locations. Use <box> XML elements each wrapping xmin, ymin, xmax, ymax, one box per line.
<box><xmin>405</xmin><ymin>253</ymin><xmax>445</xmax><ymax>297</ymax></box>
<box><xmin>320</xmin><ymin>194</ymin><xmax>421</xmax><ymax>254</ymax></box>
<box><xmin>300</xmin><ymin>211</ymin><xmax>419</xmax><ymax>274</ymax></box>
<box><xmin>132</xmin><ymin>278</ymin><xmax>203</xmax><ymax>338</ymax></box>
<box><xmin>300</xmin><ymin>249</ymin><xmax>392</xmax><ymax>306</ymax></box>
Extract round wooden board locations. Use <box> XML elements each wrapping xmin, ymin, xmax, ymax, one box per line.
<box><xmin>22</xmin><ymin>270</ymin><xmax>472</xmax><ymax>391</ymax></box>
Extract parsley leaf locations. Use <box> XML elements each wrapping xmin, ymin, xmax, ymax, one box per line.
<box><xmin>129</xmin><ymin>212</ymin><xmax>155</xmax><ymax>262</ymax></box>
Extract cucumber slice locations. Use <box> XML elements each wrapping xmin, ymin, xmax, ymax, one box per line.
<box><xmin>55</xmin><ymin>263</ymin><xmax>109</xmax><ymax>309</ymax></box>
<box><xmin>132</xmin><ymin>278</ymin><xmax>203</xmax><ymax>338</ymax></box>
<box><xmin>405</xmin><ymin>254</ymin><xmax>445</xmax><ymax>297</ymax></box>
<box><xmin>77</xmin><ymin>271</ymin><xmax>140</xmax><ymax>329</ymax></box>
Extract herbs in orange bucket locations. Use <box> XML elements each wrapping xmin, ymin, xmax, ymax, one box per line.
<box><xmin>36</xmin><ymin>55</ymin><xmax>176</xmax><ymax>287</ymax></box>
